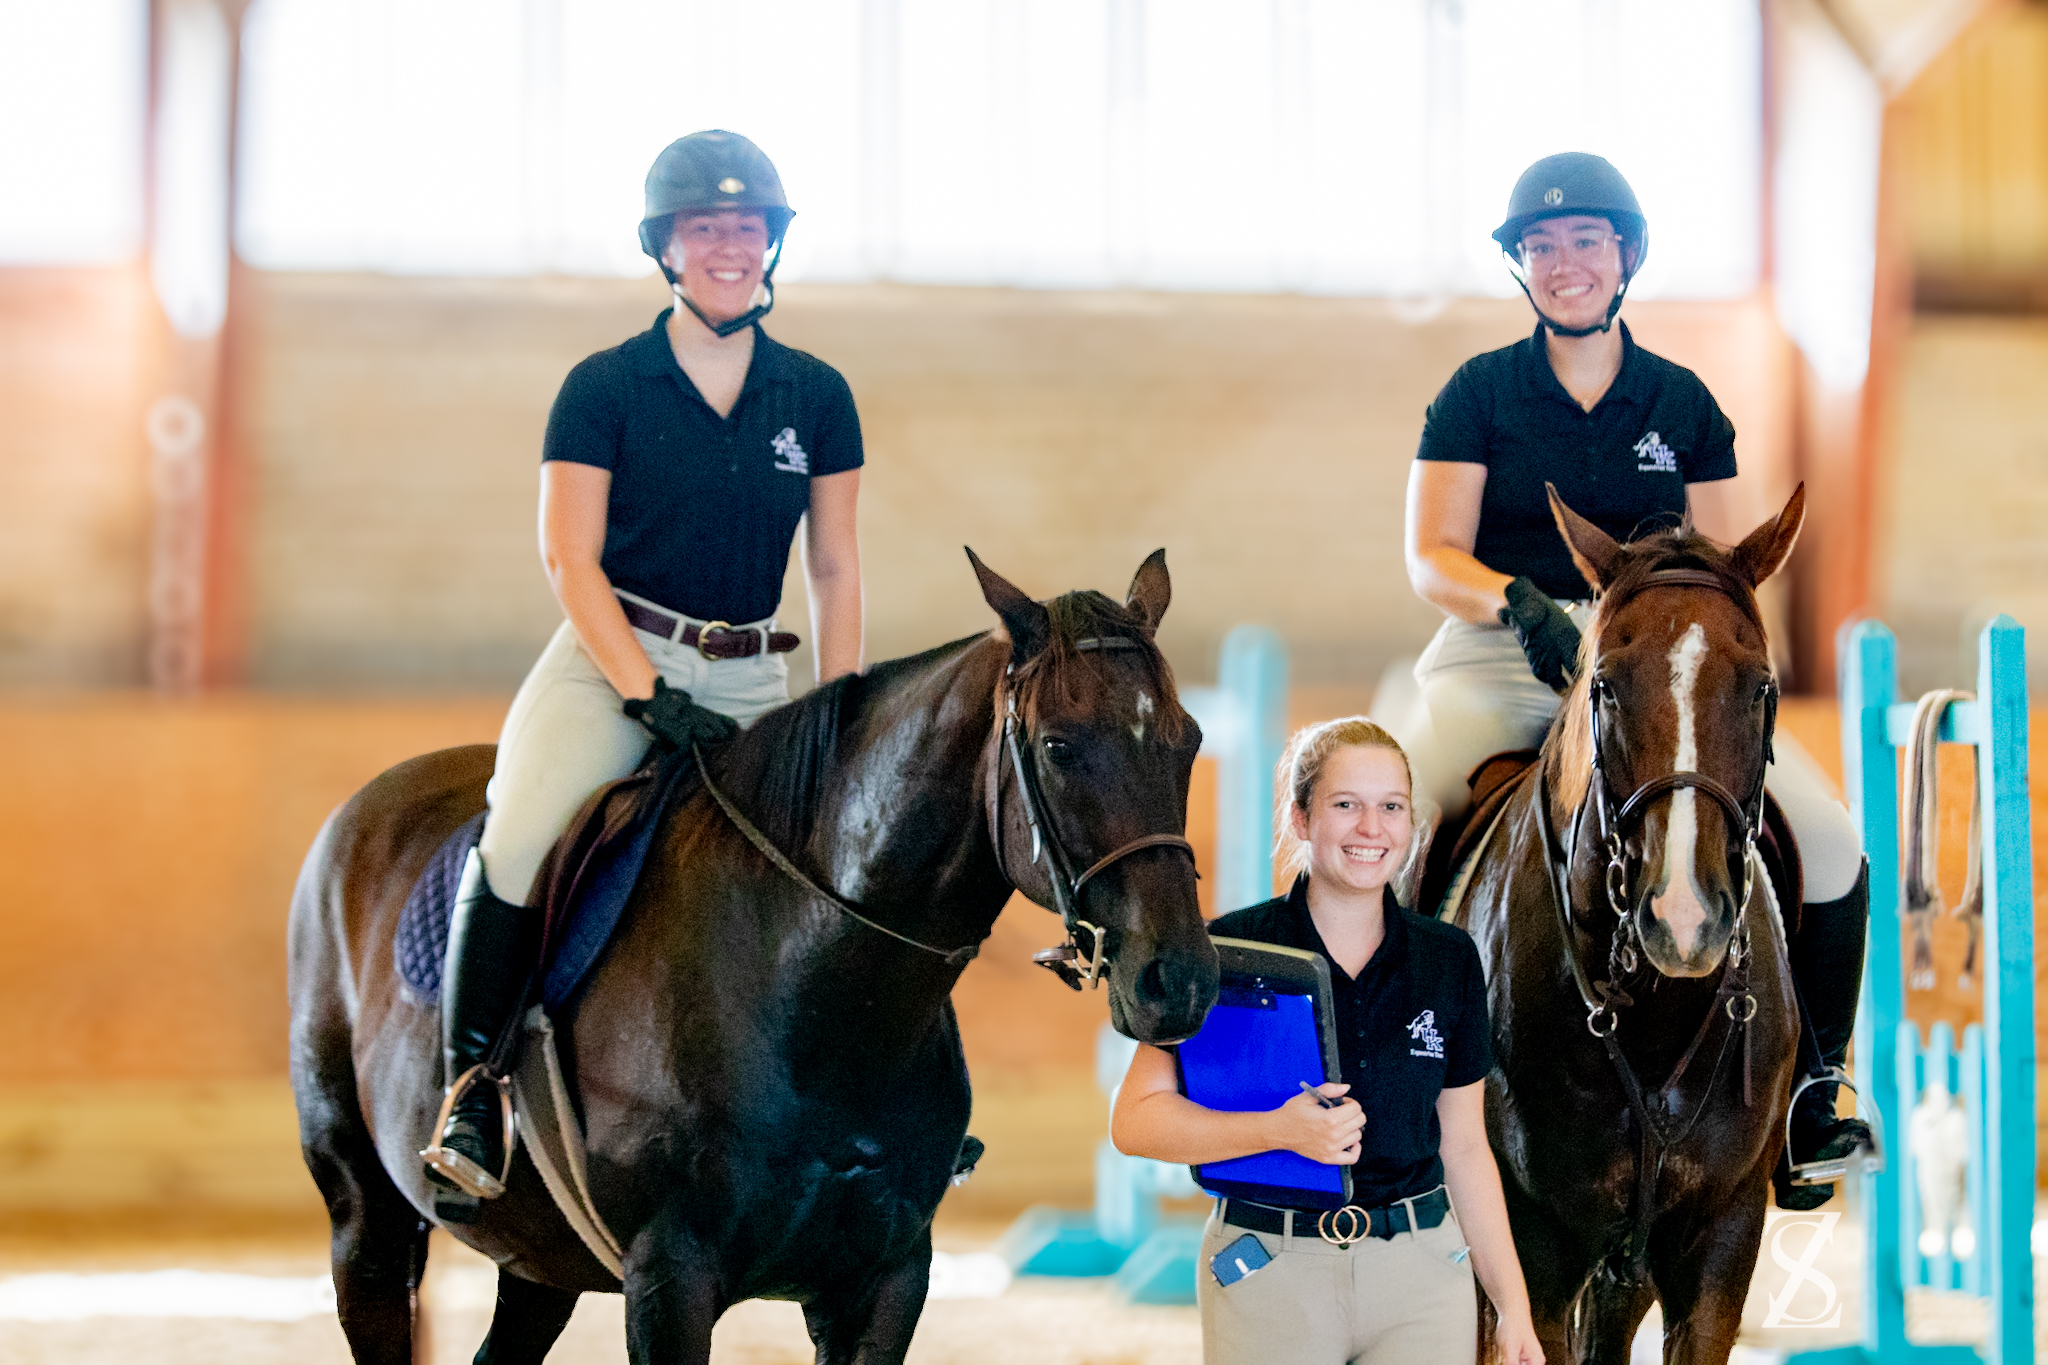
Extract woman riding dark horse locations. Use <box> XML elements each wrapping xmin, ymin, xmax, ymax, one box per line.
<box><xmin>1401</xmin><ymin>152</ymin><xmax>1872</xmax><ymax>1204</ymax></box>
<box><xmin>289</xmin><ymin>552</ymin><xmax>1220</xmax><ymax>1365</ymax></box>
<box><xmin>422</xmin><ymin>129</ymin><xmax>869</xmax><ymax>1217</ymax></box>
<box><xmin>1457</xmin><ymin>487</ymin><xmax>1812</xmax><ymax>1363</ymax></box>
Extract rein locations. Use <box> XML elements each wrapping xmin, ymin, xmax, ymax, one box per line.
<box><xmin>1535</xmin><ymin>565</ymin><xmax>1772</xmax><ymax>1281</ymax></box>
<box><xmin>993</xmin><ymin>636</ymin><xmax>1198</xmax><ymax>991</ymax></box>
<box><xmin>685</xmin><ymin>630</ymin><xmax>1197</xmax><ymax>982</ymax></box>
<box><xmin>692</xmin><ymin>744</ymin><xmax>983</xmax><ymax>969</ymax></box>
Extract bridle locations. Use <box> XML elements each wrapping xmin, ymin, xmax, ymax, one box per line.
<box><xmin>1532</xmin><ymin>565</ymin><xmax>1780</xmax><ymax>1281</ymax></box>
<box><xmin>1535</xmin><ymin>567</ymin><xmax>1779</xmax><ymax>1037</ymax></box>
<box><xmin>690</xmin><ymin>631</ymin><xmax>1195</xmax><ymax>983</ymax></box>
<box><xmin>1581</xmin><ymin>567</ymin><xmax>1778</xmax><ymax>935</ymax></box>
<box><xmin>988</xmin><ymin>636</ymin><xmax>1198</xmax><ymax>991</ymax></box>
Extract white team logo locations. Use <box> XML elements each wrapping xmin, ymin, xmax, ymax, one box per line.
<box><xmin>771</xmin><ymin>427</ymin><xmax>809</xmax><ymax>475</ymax></box>
<box><xmin>1407</xmin><ymin>1009</ymin><xmax>1445</xmax><ymax>1059</ymax></box>
<box><xmin>1634</xmin><ymin>430</ymin><xmax>1678</xmax><ymax>474</ymax></box>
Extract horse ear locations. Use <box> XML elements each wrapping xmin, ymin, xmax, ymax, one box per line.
<box><xmin>1547</xmin><ymin>483</ymin><xmax>1622</xmax><ymax>592</ymax></box>
<box><xmin>1126</xmin><ymin>549</ymin><xmax>1171</xmax><ymax>631</ymax></box>
<box><xmin>1730</xmin><ymin>483</ymin><xmax>1806</xmax><ymax>588</ymax></box>
<box><xmin>966</xmin><ymin>547</ymin><xmax>1052</xmax><ymax>663</ymax></box>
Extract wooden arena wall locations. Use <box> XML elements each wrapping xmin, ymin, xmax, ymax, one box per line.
<box><xmin>0</xmin><ymin>695</ymin><xmax>2039</xmax><ymax>1222</ymax></box>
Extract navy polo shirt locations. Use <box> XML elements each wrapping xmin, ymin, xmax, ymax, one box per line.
<box><xmin>1206</xmin><ymin>878</ymin><xmax>1491</xmax><ymax>1208</ymax></box>
<box><xmin>1417</xmin><ymin>320</ymin><xmax>1738</xmax><ymax>600</ymax></box>
<box><xmin>542</xmin><ymin>309</ymin><xmax>864</xmax><ymax>625</ymax></box>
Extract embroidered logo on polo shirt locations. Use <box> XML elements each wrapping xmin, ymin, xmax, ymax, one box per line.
<box><xmin>771</xmin><ymin>427</ymin><xmax>809</xmax><ymax>475</ymax></box>
<box><xmin>1407</xmin><ymin>1009</ymin><xmax>1445</xmax><ymax>1059</ymax></box>
<box><xmin>1634</xmin><ymin>431</ymin><xmax>1679</xmax><ymax>474</ymax></box>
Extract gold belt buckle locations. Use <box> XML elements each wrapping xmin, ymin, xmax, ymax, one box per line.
<box><xmin>1317</xmin><ymin>1205</ymin><xmax>1371</xmax><ymax>1248</ymax></box>
<box><xmin>695</xmin><ymin>620</ymin><xmax>733</xmax><ymax>661</ymax></box>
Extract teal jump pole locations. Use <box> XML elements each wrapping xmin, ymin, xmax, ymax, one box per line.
<box><xmin>1214</xmin><ymin>624</ymin><xmax>1289</xmax><ymax>912</ymax></box>
<box><xmin>1791</xmin><ymin>617</ymin><xmax>2033</xmax><ymax>1364</ymax></box>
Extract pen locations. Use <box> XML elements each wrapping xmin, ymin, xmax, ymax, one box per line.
<box><xmin>1299</xmin><ymin>1080</ymin><xmax>1342</xmax><ymax>1109</ymax></box>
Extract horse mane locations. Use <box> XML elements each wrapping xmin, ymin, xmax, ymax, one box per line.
<box><xmin>710</xmin><ymin>589</ymin><xmax>1184</xmax><ymax>852</ymax></box>
<box><xmin>1543</xmin><ymin>528</ymin><xmax>1766</xmax><ymax>813</ymax></box>
<box><xmin>1008</xmin><ymin>590</ymin><xmax>1188</xmax><ymax>746</ymax></box>
<box><xmin>718</xmin><ymin>634</ymin><xmax>986</xmax><ymax>849</ymax></box>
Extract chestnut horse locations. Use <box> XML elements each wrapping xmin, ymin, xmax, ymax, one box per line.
<box><xmin>288</xmin><ymin>551</ymin><xmax>1218</xmax><ymax>1364</ymax></box>
<box><xmin>1459</xmin><ymin>489</ymin><xmax>1807</xmax><ymax>1364</ymax></box>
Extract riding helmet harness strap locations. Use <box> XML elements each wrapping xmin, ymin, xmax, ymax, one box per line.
<box><xmin>991</xmin><ymin>637</ymin><xmax>1198</xmax><ymax>991</ymax></box>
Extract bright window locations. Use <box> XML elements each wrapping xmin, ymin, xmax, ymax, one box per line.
<box><xmin>236</xmin><ymin>0</ymin><xmax>1761</xmax><ymax>298</ymax></box>
<box><xmin>0</xmin><ymin>0</ymin><xmax>147</xmax><ymax>265</ymax></box>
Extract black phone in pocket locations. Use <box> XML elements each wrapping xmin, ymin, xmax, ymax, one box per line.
<box><xmin>1209</xmin><ymin>1231</ymin><xmax>1272</xmax><ymax>1287</ymax></box>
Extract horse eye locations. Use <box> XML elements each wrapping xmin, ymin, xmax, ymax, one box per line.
<box><xmin>1042</xmin><ymin>737</ymin><xmax>1078</xmax><ymax>768</ymax></box>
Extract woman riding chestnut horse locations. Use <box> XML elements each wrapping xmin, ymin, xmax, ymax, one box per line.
<box><xmin>1401</xmin><ymin>152</ymin><xmax>1872</xmax><ymax>1205</ymax></box>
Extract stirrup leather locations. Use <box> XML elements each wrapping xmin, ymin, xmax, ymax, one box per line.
<box><xmin>420</xmin><ymin>1063</ymin><xmax>518</xmax><ymax>1199</ymax></box>
<box><xmin>1784</xmin><ymin>1066</ymin><xmax>1885</xmax><ymax>1186</ymax></box>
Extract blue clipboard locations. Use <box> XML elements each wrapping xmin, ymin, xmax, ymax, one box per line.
<box><xmin>1175</xmin><ymin>936</ymin><xmax>1351</xmax><ymax>1209</ymax></box>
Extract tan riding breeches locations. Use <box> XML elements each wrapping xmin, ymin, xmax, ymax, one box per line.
<box><xmin>1197</xmin><ymin>1201</ymin><xmax>1477</xmax><ymax>1365</ymax></box>
<box><xmin>477</xmin><ymin>609</ymin><xmax>790</xmax><ymax>907</ymax></box>
<box><xmin>1395</xmin><ymin>613</ymin><xmax>1865</xmax><ymax>903</ymax></box>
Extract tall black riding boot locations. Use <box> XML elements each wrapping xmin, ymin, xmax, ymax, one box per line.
<box><xmin>1776</xmin><ymin>859</ymin><xmax>1876</xmax><ymax>1211</ymax></box>
<box><xmin>421</xmin><ymin>849</ymin><xmax>537</xmax><ymax>1219</ymax></box>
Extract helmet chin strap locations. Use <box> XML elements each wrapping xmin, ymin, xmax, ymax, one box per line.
<box><xmin>666</xmin><ymin>236</ymin><xmax>787</xmax><ymax>339</ymax></box>
<box><xmin>1504</xmin><ymin>248</ymin><xmax>1631</xmax><ymax>338</ymax></box>
<box><xmin>1512</xmin><ymin>272</ymin><xmax>1630</xmax><ymax>338</ymax></box>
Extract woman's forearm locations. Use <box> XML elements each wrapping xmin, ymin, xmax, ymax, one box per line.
<box><xmin>550</xmin><ymin>557</ymin><xmax>658</xmax><ymax>701</ymax></box>
<box><xmin>1410</xmin><ymin>546</ymin><xmax>1514</xmax><ymax>626</ymax></box>
<box><xmin>1441</xmin><ymin>1136</ymin><xmax>1534</xmax><ymax>1324</ymax></box>
<box><xmin>1111</xmin><ymin>1090</ymin><xmax>1281</xmax><ymax>1166</ymax></box>
<box><xmin>806</xmin><ymin>560</ymin><xmax>863</xmax><ymax>684</ymax></box>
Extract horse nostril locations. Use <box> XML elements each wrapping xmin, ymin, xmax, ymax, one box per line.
<box><xmin>1137</xmin><ymin>959</ymin><xmax>1170</xmax><ymax>1003</ymax></box>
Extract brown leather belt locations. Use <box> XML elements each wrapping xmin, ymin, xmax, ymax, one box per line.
<box><xmin>617</xmin><ymin>596</ymin><xmax>800</xmax><ymax>660</ymax></box>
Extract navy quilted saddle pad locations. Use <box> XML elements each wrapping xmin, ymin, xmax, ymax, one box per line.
<box><xmin>394</xmin><ymin>760</ymin><xmax>684</xmax><ymax>1013</ymax></box>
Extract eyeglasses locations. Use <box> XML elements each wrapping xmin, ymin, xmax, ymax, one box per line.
<box><xmin>1519</xmin><ymin>232</ymin><xmax>1619</xmax><ymax>265</ymax></box>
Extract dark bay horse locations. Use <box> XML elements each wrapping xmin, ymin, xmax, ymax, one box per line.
<box><xmin>1458</xmin><ymin>488</ymin><xmax>1807</xmax><ymax>1364</ymax></box>
<box><xmin>288</xmin><ymin>551</ymin><xmax>1219</xmax><ymax>1365</ymax></box>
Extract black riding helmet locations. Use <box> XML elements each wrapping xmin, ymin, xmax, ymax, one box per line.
<box><xmin>638</xmin><ymin>129</ymin><xmax>795</xmax><ymax>338</ymax></box>
<box><xmin>1493</xmin><ymin>152</ymin><xmax>1647</xmax><ymax>338</ymax></box>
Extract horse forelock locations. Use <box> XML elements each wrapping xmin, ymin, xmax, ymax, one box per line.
<box><xmin>1542</xmin><ymin>528</ymin><xmax>1767</xmax><ymax>814</ymax></box>
<box><xmin>1010</xmin><ymin>591</ymin><xmax>1187</xmax><ymax>745</ymax></box>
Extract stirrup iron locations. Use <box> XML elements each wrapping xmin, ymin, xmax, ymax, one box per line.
<box><xmin>1785</xmin><ymin>1066</ymin><xmax>1885</xmax><ymax>1186</ymax></box>
<box><xmin>420</xmin><ymin>1063</ymin><xmax>518</xmax><ymax>1199</ymax></box>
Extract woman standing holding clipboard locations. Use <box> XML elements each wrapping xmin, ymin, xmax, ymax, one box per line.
<box><xmin>1112</xmin><ymin>719</ymin><xmax>1542</xmax><ymax>1365</ymax></box>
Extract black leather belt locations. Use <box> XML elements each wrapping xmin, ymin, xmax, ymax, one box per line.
<box><xmin>1221</xmin><ymin>1185</ymin><xmax>1450</xmax><ymax>1247</ymax></box>
<box><xmin>617</xmin><ymin>596</ymin><xmax>799</xmax><ymax>660</ymax></box>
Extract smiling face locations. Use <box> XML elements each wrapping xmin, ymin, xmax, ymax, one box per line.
<box><xmin>662</xmin><ymin>209</ymin><xmax>771</xmax><ymax>326</ymax></box>
<box><xmin>1518</xmin><ymin>213</ymin><xmax>1623</xmax><ymax>332</ymax></box>
<box><xmin>1290</xmin><ymin>744</ymin><xmax>1414</xmax><ymax>897</ymax></box>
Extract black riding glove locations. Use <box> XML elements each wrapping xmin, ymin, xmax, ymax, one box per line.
<box><xmin>1499</xmin><ymin>576</ymin><xmax>1582</xmax><ymax>695</ymax></box>
<box><xmin>623</xmin><ymin>678</ymin><xmax>739</xmax><ymax>751</ymax></box>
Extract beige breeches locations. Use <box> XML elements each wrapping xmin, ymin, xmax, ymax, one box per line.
<box><xmin>477</xmin><ymin>611</ymin><xmax>790</xmax><ymax>906</ymax></box>
<box><xmin>1197</xmin><ymin>1201</ymin><xmax>1478</xmax><ymax>1365</ymax></box>
<box><xmin>1393</xmin><ymin>614</ymin><xmax>1864</xmax><ymax>902</ymax></box>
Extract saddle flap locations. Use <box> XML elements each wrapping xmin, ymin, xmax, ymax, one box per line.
<box><xmin>1417</xmin><ymin>750</ymin><xmax>1541</xmax><ymax>918</ymax></box>
<box><xmin>531</xmin><ymin>747</ymin><xmax>701</xmax><ymax>1010</ymax></box>
<box><xmin>392</xmin><ymin>748</ymin><xmax>699</xmax><ymax>1011</ymax></box>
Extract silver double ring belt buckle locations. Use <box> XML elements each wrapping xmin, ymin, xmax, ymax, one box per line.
<box><xmin>1316</xmin><ymin>1205</ymin><xmax>1372</xmax><ymax>1247</ymax></box>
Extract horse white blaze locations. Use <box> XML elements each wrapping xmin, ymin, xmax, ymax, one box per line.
<box><xmin>1132</xmin><ymin>691</ymin><xmax>1153</xmax><ymax>743</ymax></box>
<box><xmin>1654</xmin><ymin>624</ymin><xmax>1711</xmax><ymax>956</ymax></box>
